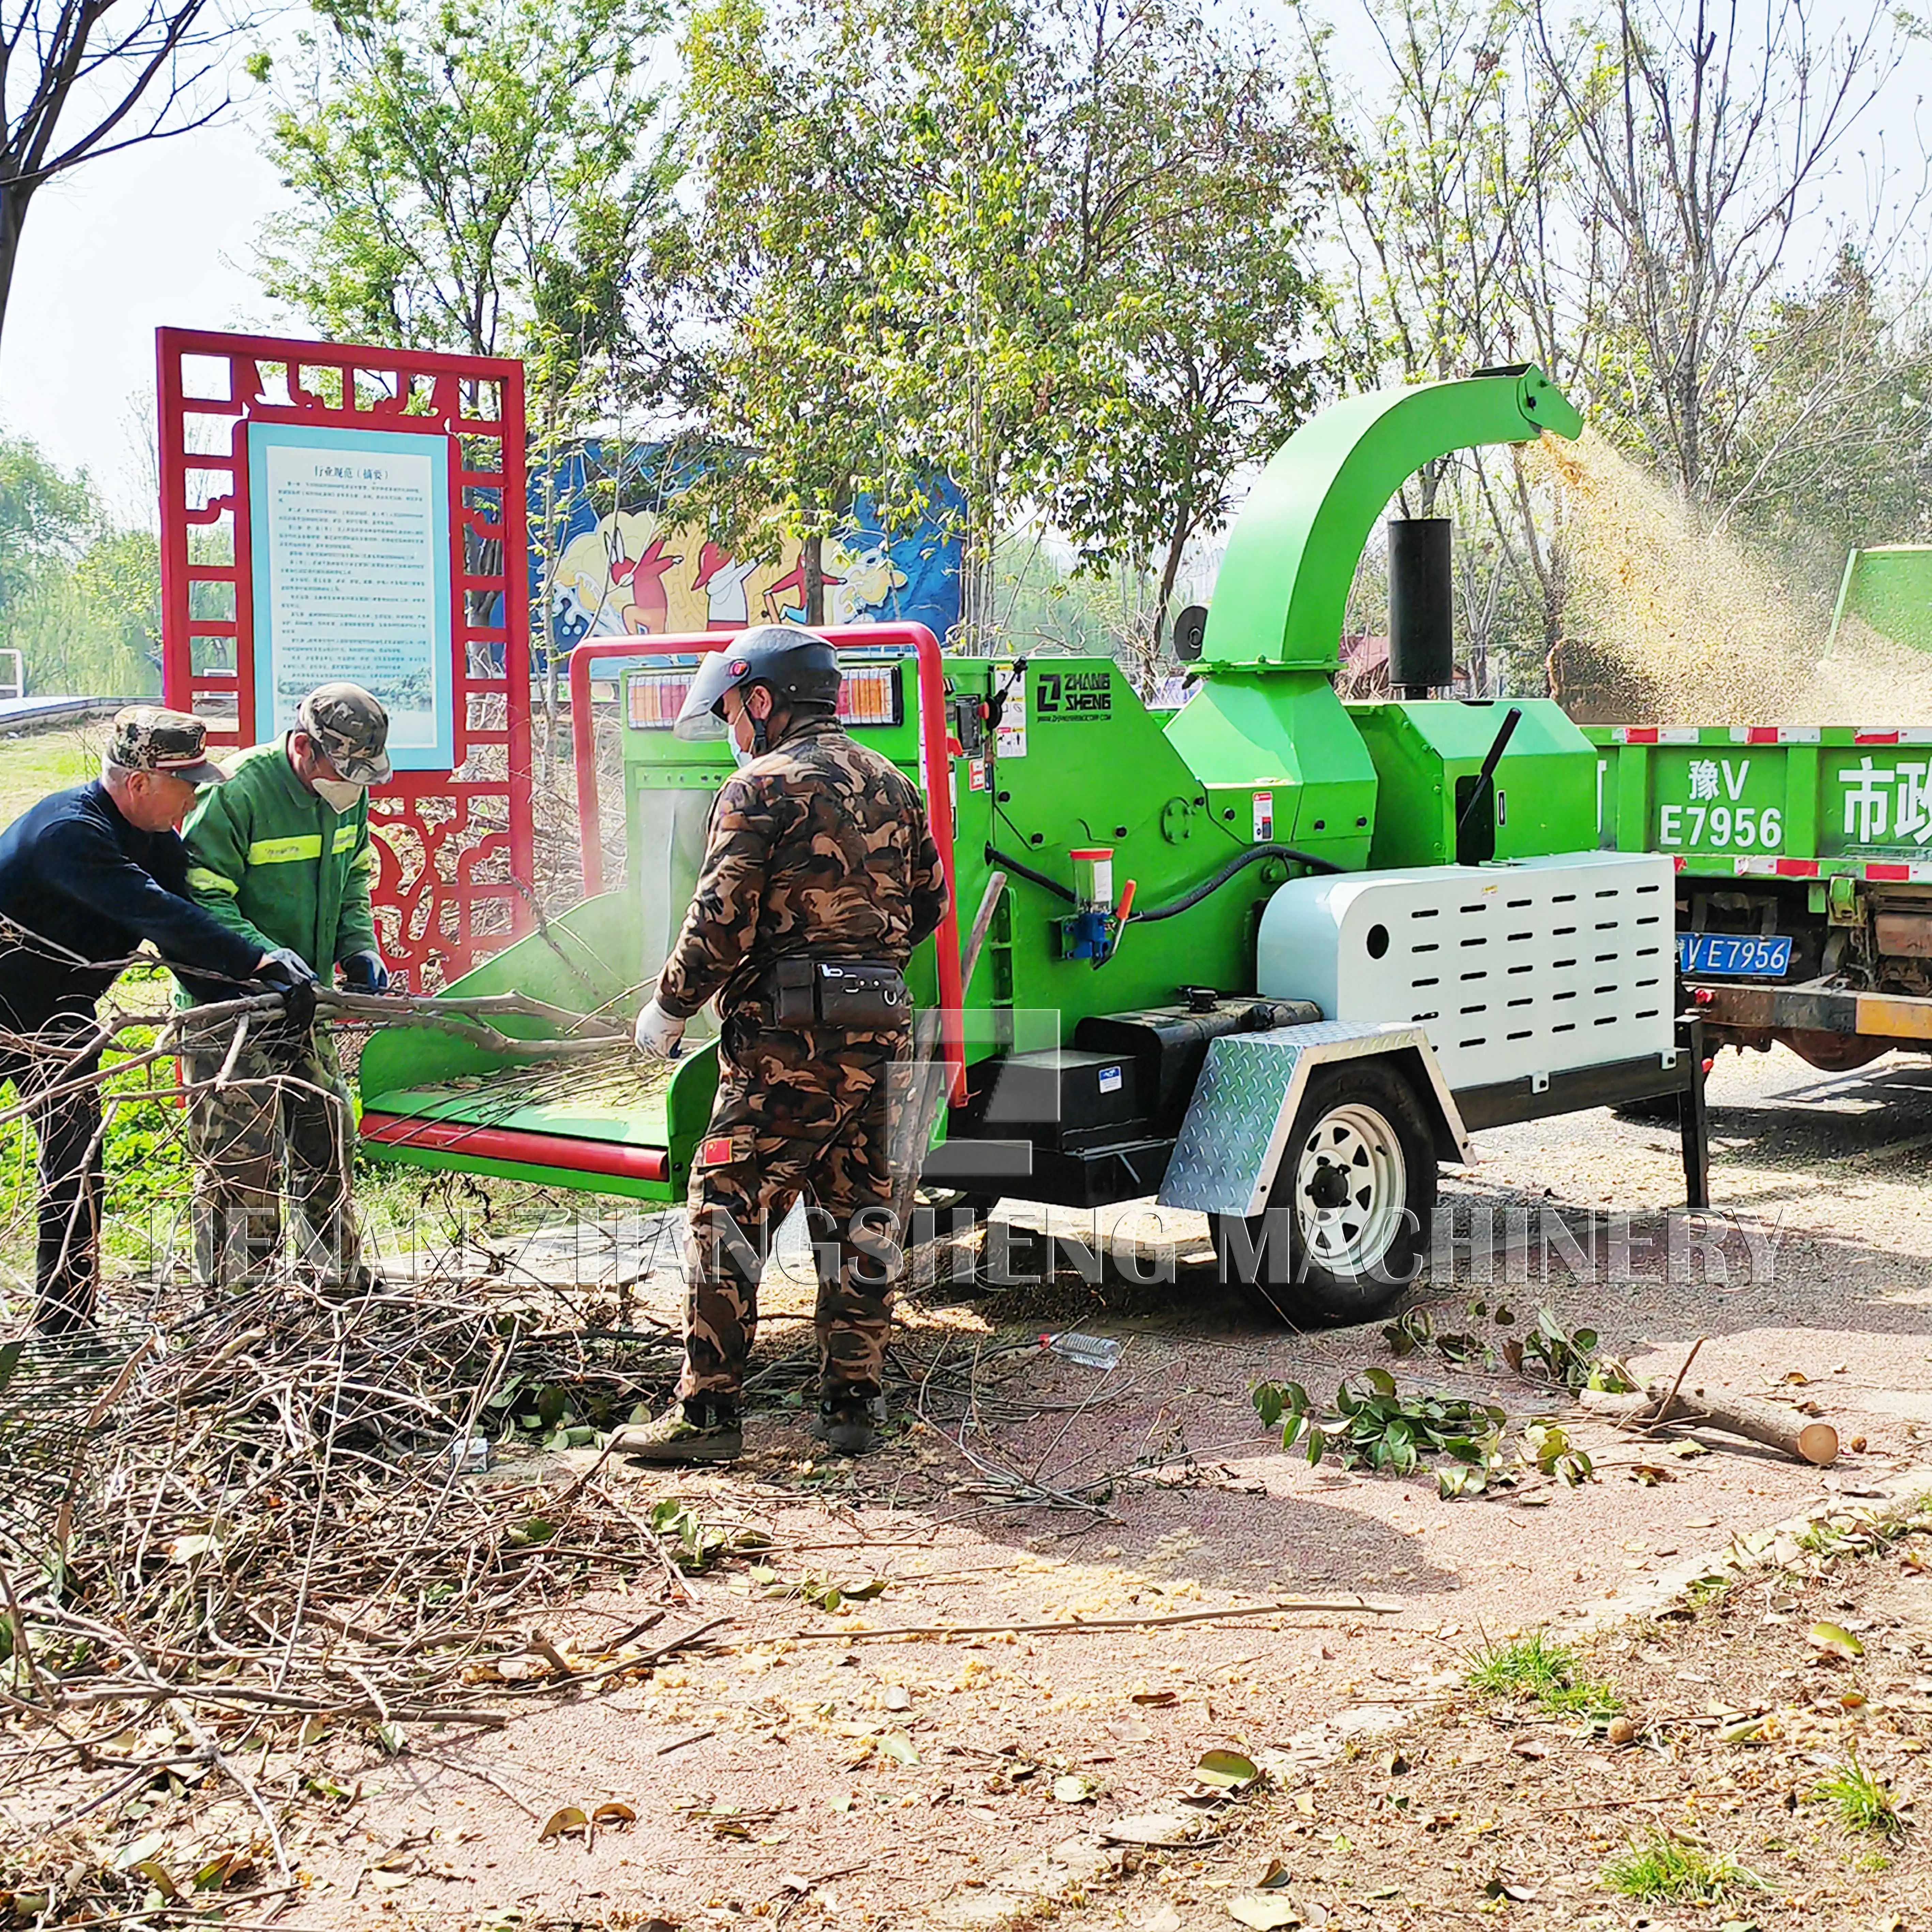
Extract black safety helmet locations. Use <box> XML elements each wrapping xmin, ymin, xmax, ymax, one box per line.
<box><xmin>673</xmin><ymin>623</ymin><xmax>843</xmax><ymax>746</ymax></box>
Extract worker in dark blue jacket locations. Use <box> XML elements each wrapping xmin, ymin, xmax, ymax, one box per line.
<box><xmin>0</xmin><ymin>706</ymin><xmax>301</xmax><ymax>1334</ymax></box>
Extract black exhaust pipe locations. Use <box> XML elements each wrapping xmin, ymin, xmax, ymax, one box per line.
<box><xmin>1387</xmin><ymin>517</ymin><xmax>1453</xmax><ymax>697</ymax></box>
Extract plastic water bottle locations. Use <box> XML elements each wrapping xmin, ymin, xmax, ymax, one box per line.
<box><xmin>1040</xmin><ymin>1331</ymin><xmax>1123</xmax><ymax>1370</ymax></box>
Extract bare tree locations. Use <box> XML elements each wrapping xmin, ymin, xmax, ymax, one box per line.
<box><xmin>0</xmin><ymin>0</ymin><xmax>251</xmax><ymax>347</ymax></box>
<box><xmin>1537</xmin><ymin>0</ymin><xmax>1914</xmax><ymax>528</ymax></box>
<box><xmin>1301</xmin><ymin>0</ymin><xmax>1600</xmax><ymax>689</ymax></box>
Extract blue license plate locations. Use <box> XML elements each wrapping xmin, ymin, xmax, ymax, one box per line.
<box><xmin>1678</xmin><ymin>932</ymin><xmax>1793</xmax><ymax>977</ymax></box>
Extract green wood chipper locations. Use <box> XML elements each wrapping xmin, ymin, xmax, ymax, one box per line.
<box><xmin>358</xmin><ymin>365</ymin><xmax>1707</xmax><ymax>1322</ymax></box>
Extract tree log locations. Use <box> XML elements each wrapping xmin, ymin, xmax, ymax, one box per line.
<box><xmin>1582</xmin><ymin>1381</ymin><xmax>1838</xmax><ymax>1465</ymax></box>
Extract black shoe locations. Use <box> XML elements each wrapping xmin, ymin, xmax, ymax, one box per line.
<box><xmin>811</xmin><ymin>1394</ymin><xmax>878</xmax><ymax>1457</ymax></box>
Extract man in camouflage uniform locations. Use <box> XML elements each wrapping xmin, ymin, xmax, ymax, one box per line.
<box><xmin>179</xmin><ymin>684</ymin><xmax>395</xmax><ymax>1293</ymax></box>
<box><xmin>618</xmin><ymin>625</ymin><xmax>949</xmax><ymax>1463</ymax></box>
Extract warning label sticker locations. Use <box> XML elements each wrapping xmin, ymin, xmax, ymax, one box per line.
<box><xmin>1253</xmin><ymin>791</ymin><xmax>1274</xmax><ymax>841</ymax></box>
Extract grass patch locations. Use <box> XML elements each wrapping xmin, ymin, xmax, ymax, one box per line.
<box><xmin>1810</xmin><ymin>1752</ymin><xmax>1901</xmax><ymax>1836</ymax></box>
<box><xmin>1464</xmin><ymin>1630</ymin><xmax>1622</xmax><ymax>1718</ymax></box>
<box><xmin>1601</xmin><ymin>1830</ymin><xmax>1759</xmax><ymax>1903</ymax></box>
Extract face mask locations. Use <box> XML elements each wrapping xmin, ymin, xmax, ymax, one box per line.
<box><xmin>314</xmin><ymin>776</ymin><xmax>365</xmax><ymax>812</ymax></box>
<box><xmin>729</xmin><ymin>738</ymin><xmax>754</xmax><ymax>769</ymax></box>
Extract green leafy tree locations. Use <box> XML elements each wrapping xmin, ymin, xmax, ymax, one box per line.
<box><xmin>259</xmin><ymin>0</ymin><xmax>681</xmax><ymax>775</ymax></box>
<box><xmin>671</xmin><ymin>0</ymin><xmax>915</xmax><ymax>625</ymax></box>
<box><xmin>1725</xmin><ymin>248</ymin><xmax>1932</xmax><ymax>609</ymax></box>
<box><xmin>0</xmin><ymin>438</ymin><xmax>95</xmax><ymax>610</ymax></box>
<box><xmin>1044</xmin><ymin>0</ymin><xmax>1328</xmax><ymax>659</ymax></box>
<box><xmin>259</xmin><ymin>0</ymin><xmax>676</xmax><ymax>368</ymax></box>
<box><xmin>0</xmin><ymin>436</ymin><xmax>162</xmax><ymax>697</ymax></box>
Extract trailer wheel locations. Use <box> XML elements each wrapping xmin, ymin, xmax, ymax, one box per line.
<box><xmin>1209</xmin><ymin>1060</ymin><xmax>1436</xmax><ymax>1325</ymax></box>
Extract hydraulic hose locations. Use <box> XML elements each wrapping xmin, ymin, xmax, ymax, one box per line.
<box><xmin>983</xmin><ymin>840</ymin><xmax>1341</xmax><ymax>922</ymax></box>
<box><xmin>984</xmin><ymin>843</ymin><xmax>1076</xmax><ymax>901</ymax></box>
<box><xmin>1130</xmin><ymin>843</ymin><xmax>1343</xmax><ymax>922</ymax></box>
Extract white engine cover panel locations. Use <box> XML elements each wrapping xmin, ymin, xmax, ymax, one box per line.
<box><xmin>1255</xmin><ymin>850</ymin><xmax>1676</xmax><ymax>1092</ymax></box>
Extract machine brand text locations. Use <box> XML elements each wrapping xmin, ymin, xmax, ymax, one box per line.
<box><xmin>1035</xmin><ymin>670</ymin><xmax>1113</xmax><ymax>720</ymax></box>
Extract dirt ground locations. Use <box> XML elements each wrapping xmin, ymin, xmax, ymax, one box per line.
<box><xmin>10</xmin><ymin>1043</ymin><xmax>1932</xmax><ymax>1930</ymax></box>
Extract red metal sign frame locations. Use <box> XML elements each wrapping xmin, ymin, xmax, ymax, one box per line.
<box><xmin>156</xmin><ymin>326</ymin><xmax>534</xmax><ymax>987</ymax></box>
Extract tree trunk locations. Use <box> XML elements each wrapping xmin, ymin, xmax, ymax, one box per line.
<box><xmin>1152</xmin><ymin>522</ymin><xmax>1189</xmax><ymax>659</ymax></box>
<box><xmin>803</xmin><ymin>533</ymin><xmax>825</xmax><ymax>627</ymax></box>
<box><xmin>0</xmin><ymin>186</ymin><xmax>23</xmax><ymax>354</ymax></box>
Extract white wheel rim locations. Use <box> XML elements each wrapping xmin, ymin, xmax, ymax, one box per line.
<box><xmin>1293</xmin><ymin>1101</ymin><xmax>1407</xmax><ymax>1278</ymax></box>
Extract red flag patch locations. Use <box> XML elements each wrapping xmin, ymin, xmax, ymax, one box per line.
<box><xmin>699</xmin><ymin>1134</ymin><xmax>737</xmax><ymax>1167</ymax></box>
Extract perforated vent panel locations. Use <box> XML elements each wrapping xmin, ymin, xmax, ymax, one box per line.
<box><xmin>1255</xmin><ymin>851</ymin><xmax>1675</xmax><ymax>1092</ymax></box>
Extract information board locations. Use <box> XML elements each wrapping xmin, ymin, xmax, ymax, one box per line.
<box><xmin>247</xmin><ymin>423</ymin><xmax>454</xmax><ymax>770</ymax></box>
<box><xmin>157</xmin><ymin>327</ymin><xmax>533</xmax><ymax>985</ymax></box>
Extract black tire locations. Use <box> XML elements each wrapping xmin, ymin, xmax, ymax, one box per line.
<box><xmin>1209</xmin><ymin>1059</ymin><xmax>1436</xmax><ymax>1325</ymax></box>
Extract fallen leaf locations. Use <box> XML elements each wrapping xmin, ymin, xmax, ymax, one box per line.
<box><xmin>877</xmin><ymin>1731</ymin><xmax>920</xmax><ymax>1765</ymax></box>
<box><xmin>591</xmin><ymin>1802</ymin><xmax>636</xmax><ymax>1826</ymax></box>
<box><xmin>539</xmin><ymin>1806</ymin><xmax>590</xmax><ymax>1842</ymax></box>
<box><xmin>884</xmin><ymin>1685</ymin><xmax>911</xmax><ymax>1712</ymax></box>
<box><xmin>1132</xmin><ymin>1690</ymin><xmax>1178</xmax><ymax>1706</ymax></box>
<box><xmin>1196</xmin><ymin>1748</ymin><xmax>1260</xmax><ymax>1789</ymax></box>
<box><xmin>1807</xmin><ymin>1621</ymin><xmax>1865</xmax><ymax>1661</ymax></box>
<box><xmin>1228</xmin><ymin>1890</ymin><xmax>1303</xmax><ymax>1929</ymax></box>
<box><xmin>1510</xmin><ymin>1738</ymin><xmax>1549</xmax><ymax>1761</ymax></box>
<box><xmin>1103</xmin><ymin>1812</ymin><xmax>1199</xmax><ymax>1846</ymax></box>
<box><xmin>1052</xmin><ymin>1775</ymin><xmax>1099</xmax><ymax>1803</ymax></box>
<box><xmin>134</xmin><ymin>1859</ymin><xmax>182</xmax><ymax>1903</ymax></box>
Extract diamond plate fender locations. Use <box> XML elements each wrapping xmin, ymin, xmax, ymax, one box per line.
<box><xmin>1155</xmin><ymin>1021</ymin><xmax>1470</xmax><ymax>1218</ymax></box>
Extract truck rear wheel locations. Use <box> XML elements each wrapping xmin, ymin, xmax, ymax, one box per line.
<box><xmin>1209</xmin><ymin>1060</ymin><xmax>1436</xmax><ymax>1325</ymax></box>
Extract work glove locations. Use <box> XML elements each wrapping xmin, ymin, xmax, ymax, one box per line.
<box><xmin>340</xmin><ymin>948</ymin><xmax>391</xmax><ymax>995</ymax></box>
<box><xmin>633</xmin><ymin>997</ymin><xmax>686</xmax><ymax>1061</ymax></box>
<box><xmin>257</xmin><ymin>947</ymin><xmax>319</xmax><ymax>1034</ymax></box>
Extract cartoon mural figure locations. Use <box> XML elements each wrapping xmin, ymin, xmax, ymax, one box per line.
<box><xmin>759</xmin><ymin>556</ymin><xmax>845</xmax><ymax>627</ymax></box>
<box><xmin>552</xmin><ymin>511</ymin><xmax>685</xmax><ymax>638</ymax></box>
<box><xmin>827</xmin><ymin>538</ymin><xmax>909</xmax><ymax>626</ymax></box>
<box><xmin>532</xmin><ymin>444</ymin><xmax>965</xmax><ymax>654</ymax></box>
<box><xmin>692</xmin><ymin>542</ymin><xmax>762</xmax><ymax>630</ymax></box>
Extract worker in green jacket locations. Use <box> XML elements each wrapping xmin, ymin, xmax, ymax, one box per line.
<box><xmin>180</xmin><ymin>684</ymin><xmax>395</xmax><ymax>1293</ymax></box>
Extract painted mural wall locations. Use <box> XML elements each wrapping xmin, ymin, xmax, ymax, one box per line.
<box><xmin>528</xmin><ymin>442</ymin><xmax>964</xmax><ymax>661</ymax></box>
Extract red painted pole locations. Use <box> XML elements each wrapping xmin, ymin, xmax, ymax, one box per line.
<box><xmin>567</xmin><ymin>625</ymin><xmax>966</xmax><ymax>1093</ymax></box>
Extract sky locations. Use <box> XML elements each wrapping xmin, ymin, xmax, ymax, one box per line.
<box><xmin>0</xmin><ymin>97</ymin><xmax>289</xmax><ymax>527</ymax></box>
<box><xmin>0</xmin><ymin>0</ymin><xmax>1923</xmax><ymax>530</ymax></box>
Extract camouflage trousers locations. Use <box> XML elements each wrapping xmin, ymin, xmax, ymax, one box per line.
<box><xmin>184</xmin><ymin>1028</ymin><xmax>368</xmax><ymax>1292</ymax></box>
<box><xmin>679</xmin><ymin>1017</ymin><xmax>908</xmax><ymax>1405</ymax></box>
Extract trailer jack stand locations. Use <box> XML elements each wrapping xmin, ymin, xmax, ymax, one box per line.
<box><xmin>1676</xmin><ymin>1015</ymin><xmax>1711</xmax><ymax>1212</ymax></box>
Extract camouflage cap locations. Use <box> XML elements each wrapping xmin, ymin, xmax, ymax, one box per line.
<box><xmin>108</xmin><ymin>706</ymin><xmax>229</xmax><ymax>785</ymax></box>
<box><xmin>295</xmin><ymin>682</ymin><xmax>393</xmax><ymax>785</ymax></box>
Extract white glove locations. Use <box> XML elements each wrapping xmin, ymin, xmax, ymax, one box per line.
<box><xmin>634</xmin><ymin>997</ymin><xmax>686</xmax><ymax>1060</ymax></box>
